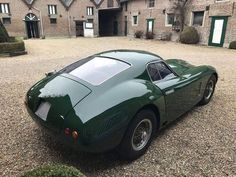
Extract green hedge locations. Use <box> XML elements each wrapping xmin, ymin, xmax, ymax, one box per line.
<box><xmin>0</xmin><ymin>37</ymin><xmax>25</xmax><ymax>54</ymax></box>
<box><xmin>229</xmin><ymin>41</ymin><xmax>236</xmax><ymax>49</ymax></box>
<box><xmin>21</xmin><ymin>165</ymin><xmax>86</xmax><ymax>177</ymax></box>
<box><xmin>180</xmin><ymin>26</ymin><xmax>199</xmax><ymax>44</ymax></box>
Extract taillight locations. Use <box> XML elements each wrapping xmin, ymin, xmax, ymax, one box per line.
<box><xmin>64</xmin><ymin>128</ymin><xmax>79</xmax><ymax>140</ymax></box>
<box><xmin>72</xmin><ymin>131</ymin><xmax>79</xmax><ymax>139</ymax></box>
<box><xmin>64</xmin><ymin>128</ymin><xmax>70</xmax><ymax>135</ymax></box>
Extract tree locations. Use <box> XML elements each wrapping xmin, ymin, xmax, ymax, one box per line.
<box><xmin>0</xmin><ymin>19</ymin><xmax>10</xmax><ymax>43</ymax></box>
<box><xmin>169</xmin><ymin>0</ymin><xmax>189</xmax><ymax>32</ymax></box>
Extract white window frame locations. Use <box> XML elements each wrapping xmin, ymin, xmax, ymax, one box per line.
<box><xmin>165</xmin><ymin>13</ymin><xmax>175</xmax><ymax>27</ymax></box>
<box><xmin>190</xmin><ymin>11</ymin><xmax>206</xmax><ymax>27</ymax></box>
<box><xmin>132</xmin><ymin>15</ymin><xmax>138</xmax><ymax>26</ymax></box>
<box><xmin>87</xmin><ymin>7</ymin><xmax>94</xmax><ymax>16</ymax></box>
<box><xmin>0</xmin><ymin>3</ymin><xmax>10</xmax><ymax>14</ymax></box>
<box><xmin>48</xmin><ymin>5</ymin><xmax>57</xmax><ymax>15</ymax></box>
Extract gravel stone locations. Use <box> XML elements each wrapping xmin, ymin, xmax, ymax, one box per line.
<box><xmin>0</xmin><ymin>37</ymin><xmax>235</xmax><ymax>177</ymax></box>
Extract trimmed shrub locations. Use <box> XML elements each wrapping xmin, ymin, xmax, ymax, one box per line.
<box><xmin>229</xmin><ymin>41</ymin><xmax>236</xmax><ymax>49</ymax></box>
<box><xmin>0</xmin><ymin>37</ymin><xmax>25</xmax><ymax>54</ymax></box>
<box><xmin>180</xmin><ymin>26</ymin><xmax>199</xmax><ymax>44</ymax></box>
<box><xmin>21</xmin><ymin>164</ymin><xmax>86</xmax><ymax>177</ymax></box>
<box><xmin>134</xmin><ymin>30</ymin><xmax>143</xmax><ymax>38</ymax></box>
<box><xmin>145</xmin><ymin>32</ymin><xmax>155</xmax><ymax>39</ymax></box>
<box><xmin>160</xmin><ymin>32</ymin><xmax>172</xmax><ymax>41</ymax></box>
<box><xmin>0</xmin><ymin>20</ymin><xmax>10</xmax><ymax>43</ymax></box>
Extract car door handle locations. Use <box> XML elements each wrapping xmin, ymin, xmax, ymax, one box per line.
<box><xmin>165</xmin><ymin>89</ymin><xmax>175</xmax><ymax>95</ymax></box>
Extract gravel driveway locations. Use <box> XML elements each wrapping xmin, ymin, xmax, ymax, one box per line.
<box><xmin>0</xmin><ymin>37</ymin><xmax>236</xmax><ymax>177</ymax></box>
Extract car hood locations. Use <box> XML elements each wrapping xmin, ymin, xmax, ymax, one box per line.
<box><xmin>27</xmin><ymin>74</ymin><xmax>91</xmax><ymax>122</ymax></box>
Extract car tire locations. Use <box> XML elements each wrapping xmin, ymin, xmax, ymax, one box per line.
<box><xmin>118</xmin><ymin>109</ymin><xmax>157</xmax><ymax>160</ymax></box>
<box><xmin>199</xmin><ymin>75</ymin><xmax>217</xmax><ymax>106</ymax></box>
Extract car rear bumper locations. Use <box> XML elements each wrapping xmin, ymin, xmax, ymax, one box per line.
<box><xmin>25</xmin><ymin>103</ymin><xmax>125</xmax><ymax>153</ymax></box>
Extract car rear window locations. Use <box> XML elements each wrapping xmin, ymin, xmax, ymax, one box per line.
<box><xmin>69</xmin><ymin>57</ymin><xmax>130</xmax><ymax>85</ymax></box>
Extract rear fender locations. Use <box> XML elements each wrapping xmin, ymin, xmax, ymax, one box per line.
<box><xmin>72</xmin><ymin>79</ymin><xmax>165</xmax><ymax>143</ymax></box>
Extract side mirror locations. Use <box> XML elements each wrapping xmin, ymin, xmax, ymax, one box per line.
<box><xmin>45</xmin><ymin>70</ymin><xmax>56</xmax><ymax>77</ymax></box>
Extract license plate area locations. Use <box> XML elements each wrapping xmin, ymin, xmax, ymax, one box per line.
<box><xmin>35</xmin><ymin>102</ymin><xmax>51</xmax><ymax>121</ymax></box>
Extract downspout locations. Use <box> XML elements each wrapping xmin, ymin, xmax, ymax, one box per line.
<box><xmin>67</xmin><ymin>9</ymin><xmax>71</xmax><ymax>37</ymax></box>
<box><xmin>31</xmin><ymin>6</ymin><xmax>44</xmax><ymax>37</ymax></box>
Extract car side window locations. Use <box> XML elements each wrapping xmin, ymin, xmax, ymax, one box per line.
<box><xmin>156</xmin><ymin>62</ymin><xmax>175</xmax><ymax>80</ymax></box>
<box><xmin>147</xmin><ymin>62</ymin><xmax>175</xmax><ymax>82</ymax></box>
<box><xmin>147</xmin><ymin>63</ymin><xmax>161</xmax><ymax>81</ymax></box>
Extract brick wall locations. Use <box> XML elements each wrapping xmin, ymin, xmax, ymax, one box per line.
<box><xmin>32</xmin><ymin>0</ymin><xmax>69</xmax><ymax>37</ymax></box>
<box><xmin>0</xmin><ymin>0</ymin><xmax>29</xmax><ymax>37</ymax></box>
<box><xmin>185</xmin><ymin>0</ymin><xmax>236</xmax><ymax>46</ymax></box>
<box><xmin>69</xmin><ymin>0</ymin><xmax>98</xmax><ymax>36</ymax></box>
<box><xmin>1</xmin><ymin>0</ymin><xmax>235</xmax><ymax>47</ymax></box>
<box><xmin>118</xmin><ymin>0</ymin><xmax>179</xmax><ymax>40</ymax></box>
<box><xmin>98</xmin><ymin>0</ymin><xmax>120</xmax><ymax>9</ymax></box>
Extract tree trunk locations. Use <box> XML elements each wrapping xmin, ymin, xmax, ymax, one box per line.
<box><xmin>170</xmin><ymin>0</ymin><xmax>189</xmax><ymax>32</ymax></box>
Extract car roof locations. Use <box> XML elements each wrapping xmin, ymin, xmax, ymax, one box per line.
<box><xmin>95</xmin><ymin>50</ymin><xmax>163</xmax><ymax>67</ymax></box>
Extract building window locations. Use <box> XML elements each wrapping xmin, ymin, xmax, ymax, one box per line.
<box><xmin>122</xmin><ymin>2</ymin><xmax>128</xmax><ymax>11</ymax></box>
<box><xmin>85</xmin><ymin>19</ymin><xmax>94</xmax><ymax>29</ymax></box>
<box><xmin>2</xmin><ymin>17</ymin><xmax>11</xmax><ymax>25</ymax></box>
<box><xmin>166</xmin><ymin>13</ymin><xmax>175</xmax><ymax>26</ymax></box>
<box><xmin>192</xmin><ymin>11</ymin><xmax>204</xmax><ymax>26</ymax></box>
<box><xmin>50</xmin><ymin>18</ymin><xmax>57</xmax><ymax>24</ymax></box>
<box><xmin>148</xmin><ymin>0</ymin><xmax>155</xmax><ymax>8</ymax></box>
<box><xmin>0</xmin><ymin>3</ymin><xmax>10</xmax><ymax>14</ymax></box>
<box><xmin>107</xmin><ymin>0</ymin><xmax>114</xmax><ymax>7</ymax></box>
<box><xmin>87</xmin><ymin>7</ymin><xmax>94</xmax><ymax>16</ymax></box>
<box><xmin>132</xmin><ymin>16</ymin><xmax>138</xmax><ymax>26</ymax></box>
<box><xmin>124</xmin><ymin>2</ymin><xmax>128</xmax><ymax>11</ymax></box>
<box><xmin>48</xmin><ymin>5</ymin><xmax>57</xmax><ymax>15</ymax></box>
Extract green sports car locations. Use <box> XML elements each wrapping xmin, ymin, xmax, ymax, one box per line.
<box><xmin>25</xmin><ymin>50</ymin><xmax>218</xmax><ymax>160</ymax></box>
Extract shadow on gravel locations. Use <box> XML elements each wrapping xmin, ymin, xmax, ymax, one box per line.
<box><xmin>154</xmin><ymin>107</ymin><xmax>197</xmax><ymax>138</ymax></box>
<box><xmin>41</xmin><ymin>106</ymin><xmax>198</xmax><ymax>175</ymax></box>
<box><xmin>42</xmin><ymin>134</ymin><xmax>131</xmax><ymax>175</ymax></box>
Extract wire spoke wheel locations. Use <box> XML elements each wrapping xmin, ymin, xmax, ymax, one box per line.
<box><xmin>205</xmin><ymin>80</ymin><xmax>214</xmax><ymax>100</ymax></box>
<box><xmin>131</xmin><ymin>119</ymin><xmax>152</xmax><ymax>151</ymax></box>
<box><xmin>119</xmin><ymin>109</ymin><xmax>157</xmax><ymax>160</ymax></box>
<box><xmin>199</xmin><ymin>75</ymin><xmax>216</xmax><ymax>106</ymax></box>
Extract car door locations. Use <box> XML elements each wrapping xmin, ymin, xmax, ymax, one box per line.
<box><xmin>147</xmin><ymin>62</ymin><xmax>198</xmax><ymax>122</ymax></box>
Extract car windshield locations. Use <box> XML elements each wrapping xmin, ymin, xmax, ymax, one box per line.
<box><xmin>69</xmin><ymin>57</ymin><xmax>130</xmax><ymax>85</ymax></box>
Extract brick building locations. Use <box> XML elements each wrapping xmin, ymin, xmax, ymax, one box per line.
<box><xmin>0</xmin><ymin>0</ymin><xmax>235</xmax><ymax>47</ymax></box>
